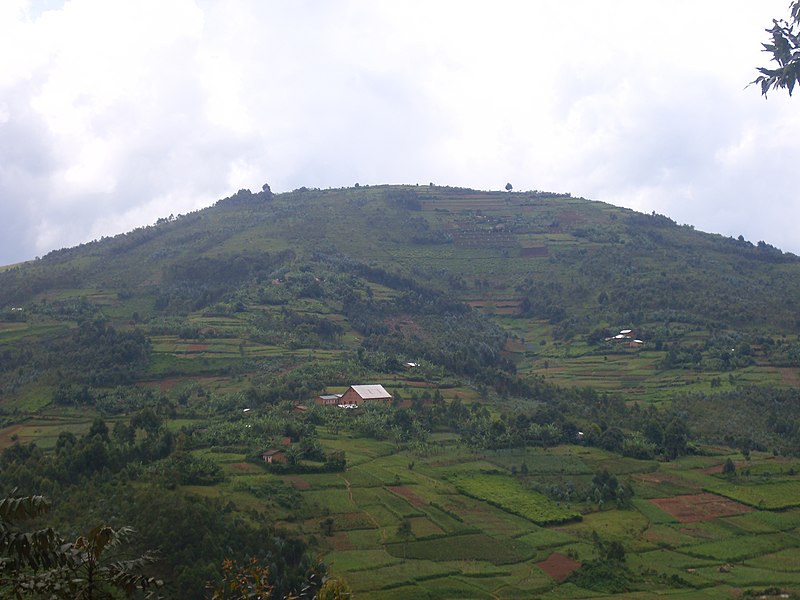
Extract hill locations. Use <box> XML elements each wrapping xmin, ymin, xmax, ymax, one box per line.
<box><xmin>3</xmin><ymin>184</ymin><xmax>800</xmax><ymax>404</ymax></box>
<box><xmin>3</xmin><ymin>184</ymin><xmax>800</xmax><ymax>598</ymax></box>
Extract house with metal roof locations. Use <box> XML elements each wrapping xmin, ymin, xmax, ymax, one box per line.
<box><xmin>315</xmin><ymin>393</ymin><xmax>343</xmax><ymax>406</ymax></box>
<box><xmin>338</xmin><ymin>384</ymin><xmax>393</xmax><ymax>406</ymax></box>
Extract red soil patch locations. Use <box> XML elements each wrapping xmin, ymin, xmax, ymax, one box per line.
<box><xmin>285</xmin><ymin>476</ymin><xmax>312</xmax><ymax>491</ymax></box>
<box><xmin>139</xmin><ymin>377</ymin><xmax>183</xmax><ymax>392</ymax></box>
<box><xmin>777</xmin><ymin>367</ymin><xmax>800</xmax><ymax>386</ymax></box>
<box><xmin>388</xmin><ymin>486</ymin><xmax>427</xmax><ymax>508</ymax></box>
<box><xmin>0</xmin><ymin>425</ymin><xmax>24</xmax><ymax>448</ymax></box>
<box><xmin>679</xmin><ymin>527</ymin><xmax>717</xmax><ymax>539</ymax></box>
<box><xmin>328</xmin><ymin>531</ymin><xmax>354</xmax><ymax>551</ymax></box>
<box><xmin>537</xmin><ymin>552</ymin><xmax>581</xmax><ymax>582</ymax></box>
<box><xmin>385</xmin><ymin>317</ymin><xmax>424</xmax><ymax>338</ymax></box>
<box><xmin>505</xmin><ymin>339</ymin><xmax>525</xmax><ymax>353</ymax></box>
<box><xmin>231</xmin><ymin>463</ymin><xmax>259</xmax><ymax>473</ymax></box>
<box><xmin>703</xmin><ymin>463</ymin><xmax>741</xmax><ymax>475</ymax></box>
<box><xmin>403</xmin><ymin>382</ymin><xmax>437</xmax><ymax>389</ymax></box>
<box><xmin>649</xmin><ymin>493</ymin><xmax>753</xmax><ymax>523</ymax></box>
<box><xmin>186</xmin><ymin>343</ymin><xmax>209</xmax><ymax>352</ymax></box>
<box><xmin>557</xmin><ymin>210</ymin><xmax>581</xmax><ymax>224</ymax></box>
<box><xmin>633</xmin><ymin>471</ymin><xmax>698</xmax><ymax>489</ymax></box>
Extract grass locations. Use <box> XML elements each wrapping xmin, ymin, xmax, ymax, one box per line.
<box><xmin>683</xmin><ymin>532</ymin><xmax>799</xmax><ymax>562</ymax></box>
<box><xmin>450</xmin><ymin>474</ymin><xmax>581</xmax><ymax>525</ymax></box>
<box><xmin>704</xmin><ymin>480</ymin><xmax>800</xmax><ymax>509</ymax></box>
<box><xmin>385</xmin><ymin>532</ymin><xmax>529</xmax><ymax>564</ymax></box>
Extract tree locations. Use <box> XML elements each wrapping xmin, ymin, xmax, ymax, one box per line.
<box><xmin>505</xmin><ymin>182</ymin><xmax>513</xmax><ymax>192</ymax></box>
<box><xmin>317</xmin><ymin>576</ymin><xmax>352</xmax><ymax>600</ymax></box>
<box><xmin>663</xmin><ymin>418</ymin><xmax>689</xmax><ymax>459</ymax></box>
<box><xmin>396</xmin><ymin>519</ymin><xmax>413</xmax><ymax>558</ymax></box>
<box><xmin>0</xmin><ymin>493</ymin><xmax>63</xmax><ymax>580</ymax></box>
<box><xmin>207</xmin><ymin>557</ymin><xmax>275</xmax><ymax>600</ymax></box>
<box><xmin>722</xmin><ymin>457</ymin><xmax>737</xmax><ymax>477</ymax></box>
<box><xmin>752</xmin><ymin>1</ymin><xmax>800</xmax><ymax>96</ymax></box>
<box><xmin>1</xmin><ymin>492</ymin><xmax>161</xmax><ymax>599</ymax></box>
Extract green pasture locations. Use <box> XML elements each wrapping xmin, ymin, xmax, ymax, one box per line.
<box><xmin>692</xmin><ymin>563</ymin><xmax>800</xmax><ymax>587</ymax></box>
<box><xmin>682</xmin><ymin>531</ymin><xmax>799</xmax><ymax>562</ymax></box>
<box><xmin>0</xmin><ymin>415</ymin><xmax>95</xmax><ymax>449</ymax></box>
<box><xmin>704</xmin><ymin>479</ymin><xmax>800</xmax><ymax>509</ymax></box>
<box><xmin>385</xmin><ymin>532</ymin><xmax>530</xmax><ymax>564</ymax></box>
<box><xmin>0</xmin><ymin>321</ymin><xmax>70</xmax><ymax>344</ymax></box>
<box><xmin>486</xmin><ymin>446</ymin><xmax>593</xmax><ymax>475</ymax></box>
<box><xmin>745</xmin><ymin>547</ymin><xmax>800</xmax><ymax>572</ymax></box>
<box><xmin>450</xmin><ymin>473</ymin><xmax>581</xmax><ymax>525</ymax></box>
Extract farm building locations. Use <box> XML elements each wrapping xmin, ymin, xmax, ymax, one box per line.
<box><xmin>338</xmin><ymin>384</ymin><xmax>393</xmax><ymax>406</ymax></box>
<box><xmin>261</xmin><ymin>449</ymin><xmax>286</xmax><ymax>464</ymax></box>
<box><xmin>315</xmin><ymin>394</ymin><xmax>342</xmax><ymax>406</ymax></box>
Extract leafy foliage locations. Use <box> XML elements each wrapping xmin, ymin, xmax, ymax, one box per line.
<box><xmin>1</xmin><ymin>492</ymin><xmax>161</xmax><ymax>599</ymax></box>
<box><xmin>753</xmin><ymin>1</ymin><xmax>800</xmax><ymax>96</ymax></box>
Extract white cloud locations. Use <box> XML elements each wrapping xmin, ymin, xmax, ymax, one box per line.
<box><xmin>0</xmin><ymin>0</ymin><xmax>798</xmax><ymax>265</ymax></box>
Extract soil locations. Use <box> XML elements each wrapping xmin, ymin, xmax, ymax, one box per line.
<box><xmin>537</xmin><ymin>552</ymin><xmax>581</xmax><ymax>582</ymax></box>
<box><xmin>388</xmin><ymin>485</ymin><xmax>427</xmax><ymax>508</ymax></box>
<box><xmin>649</xmin><ymin>492</ymin><xmax>753</xmax><ymax>523</ymax></box>
<box><xmin>285</xmin><ymin>476</ymin><xmax>312</xmax><ymax>490</ymax></box>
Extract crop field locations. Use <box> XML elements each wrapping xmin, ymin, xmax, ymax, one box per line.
<box><xmin>683</xmin><ymin>532</ymin><xmax>799</xmax><ymax>562</ymax></box>
<box><xmin>449</xmin><ymin>474</ymin><xmax>581</xmax><ymax>525</ymax></box>
<box><xmin>648</xmin><ymin>493</ymin><xmax>754</xmax><ymax>523</ymax></box>
<box><xmin>6</xmin><ymin>402</ymin><xmax>800</xmax><ymax>598</ymax></box>
<box><xmin>704</xmin><ymin>480</ymin><xmax>800</xmax><ymax>509</ymax></box>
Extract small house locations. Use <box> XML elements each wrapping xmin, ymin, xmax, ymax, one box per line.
<box><xmin>315</xmin><ymin>394</ymin><xmax>343</xmax><ymax>406</ymax></box>
<box><xmin>261</xmin><ymin>449</ymin><xmax>286</xmax><ymax>464</ymax></box>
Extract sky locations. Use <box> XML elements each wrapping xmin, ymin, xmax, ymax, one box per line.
<box><xmin>1</xmin><ymin>0</ymin><xmax>798</xmax><ymax>266</ymax></box>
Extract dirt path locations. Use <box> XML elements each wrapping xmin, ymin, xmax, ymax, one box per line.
<box><xmin>340</xmin><ymin>476</ymin><xmax>385</xmax><ymax>542</ymax></box>
<box><xmin>342</xmin><ymin>477</ymin><xmax>355</xmax><ymax>503</ymax></box>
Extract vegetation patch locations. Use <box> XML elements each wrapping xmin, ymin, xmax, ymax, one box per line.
<box><xmin>704</xmin><ymin>480</ymin><xmax>800</xmax><ymax>510</ymax></box>
<box><xmin>683</xmin><ymin>532</ymin><xmax>799</xmax><ymax>562</ymax></box>
<box><xmin>451</xmin><ymin>473</ymin><xmax>581</xmax><ymax>525</ymax></box>
<box><xmin>386</xmin><ymin>532</ymin><xmax>527</xmax><ymax>564</ymax></box>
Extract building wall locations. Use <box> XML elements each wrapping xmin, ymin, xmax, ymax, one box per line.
<box><xmin>339</xmin><ymin>388</ymin><xmax>363</xmax><ymax>405</ymax></box>
<box><xmin>339</xmin><ymin>387</ymin><xmax>392</xmax><ymax>406</ymax></box>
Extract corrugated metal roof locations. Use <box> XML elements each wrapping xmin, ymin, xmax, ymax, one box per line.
<box><xmin>350</xmin><ymin>384</ymin><xmax>392</xmax><ymax>399</ymax></box>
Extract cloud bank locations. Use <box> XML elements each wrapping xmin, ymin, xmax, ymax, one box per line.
<box><xmin>0</xmin><ymin>0</ymin><xmax>798</xmax><ymax>265</ymax></box>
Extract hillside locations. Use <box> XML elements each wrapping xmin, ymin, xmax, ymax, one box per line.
<box><xmin>3</xmin><ymin>184</ymin><xmax>800</xmax><ymax>404</ymax></box>
<box><xmin>3</xmin><ymin>185</ymin><xmax>800</xmax><ymax>598</ymax></box>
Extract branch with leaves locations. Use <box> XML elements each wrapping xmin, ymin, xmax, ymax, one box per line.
<box><xmin>753</xmin><ymin>1</ymin><xmax>800</xmax><ymax>96</ymax></box>
<box><xmin>1</xmin><ymin>492</ymin><xmax>162</xmax><ymax>599</ymax></box>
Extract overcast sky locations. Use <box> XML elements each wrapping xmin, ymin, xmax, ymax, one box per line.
<box><xmin>1</xmin><ymin>0</ymin><xmax>798</xmax><ymax>265</ymax></box>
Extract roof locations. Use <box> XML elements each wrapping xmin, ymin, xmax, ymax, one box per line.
<box><xmin>350</xmin><ymin>384</ymin><xmax>392</xmax><ymax>399</ymax></box>
<box><xmin>261</xmin><ymin>449</ymin><xmax>284</xmax><ymax>457</ymax></box>
<box><xmin>318</xmin><ymin>394</ymin><xmax>343</xmax><ymax>400</ymax></box>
